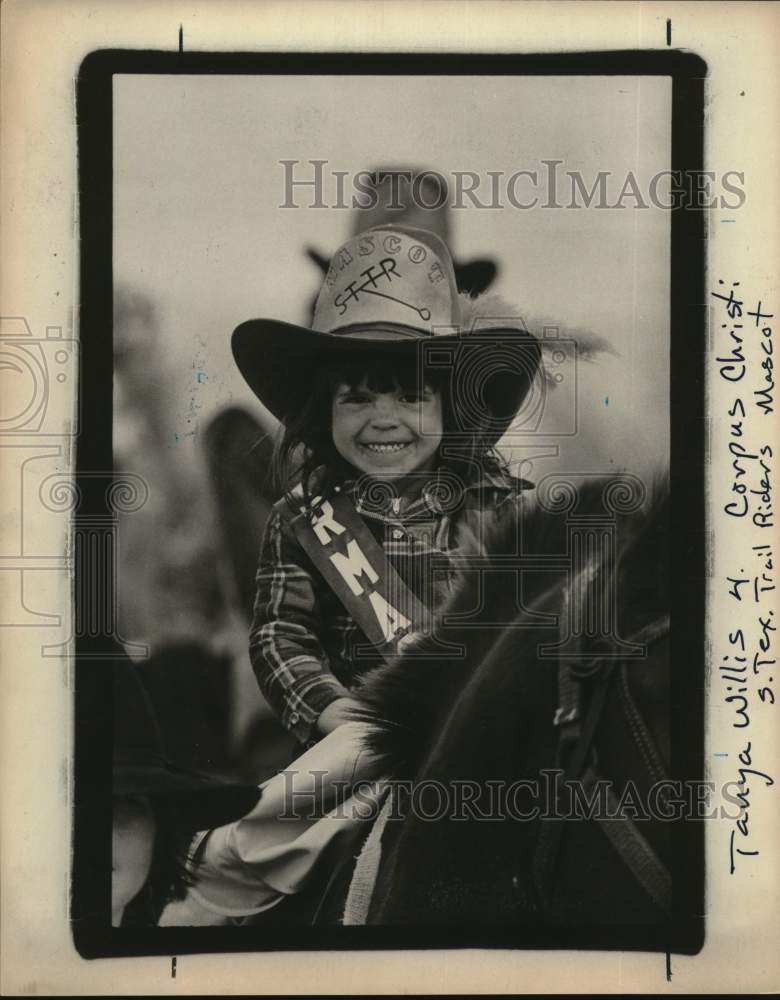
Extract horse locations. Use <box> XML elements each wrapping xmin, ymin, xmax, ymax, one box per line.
<box><xmin>308</xmin><ymin>473</ymin><xmax>674</xmax><ymax>944</ymax></box>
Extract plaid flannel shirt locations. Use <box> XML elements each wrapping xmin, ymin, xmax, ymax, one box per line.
<box><xmin>250</xmin><ymin>471</ymin><xmax>528</xmax><ymax>743</ymax></box>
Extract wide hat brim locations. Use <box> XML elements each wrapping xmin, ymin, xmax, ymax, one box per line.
<box><xmin>232</xmin><ymin>319</ymin><xmax>541</xmax><ymax>447</ymax></box>
<box><xmin>114</xmin><ymin>762</ymin><xmax>260</xmax><ymax>831</ymax></box>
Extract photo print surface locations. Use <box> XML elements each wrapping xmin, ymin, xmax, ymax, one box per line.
<box><xmin>72</xmin><ymin>51</ymin><xmax>705</xmax><ymax>958</ymax></box>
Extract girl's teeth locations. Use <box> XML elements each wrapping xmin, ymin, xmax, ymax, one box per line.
<box><xmin>364</xmin><ymin>442</ymin><xmax>409</xmax><ymax>453</ymax></box>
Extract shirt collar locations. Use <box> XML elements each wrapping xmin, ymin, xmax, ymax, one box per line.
<box><xmin>335</xmin><ymin>467</ymin><xmax>533</xmax><ymax>516</ymax></box>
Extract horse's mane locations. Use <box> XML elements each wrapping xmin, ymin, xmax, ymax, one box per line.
<box><xmin>351</xmin><ymin>476</ymin><xmax>669</xmax><ymax>777</ymax></box>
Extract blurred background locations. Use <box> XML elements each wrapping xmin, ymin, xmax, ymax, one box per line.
<box><xmin>113</xmin><ymin>73</ymin><xmax>671</xmax><ymax>780</ymax></box>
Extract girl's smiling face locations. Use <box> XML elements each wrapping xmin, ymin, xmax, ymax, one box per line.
<box><xmin>332</xmin><ymin>378</ymin><xmax>443</xmax><ymax>479</ymax></box>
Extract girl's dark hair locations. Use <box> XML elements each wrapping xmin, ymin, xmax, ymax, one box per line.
<box><xmin>271</xmin><ymin>349</ymin><xmax>509</xmax><ymax>501</ymax></box>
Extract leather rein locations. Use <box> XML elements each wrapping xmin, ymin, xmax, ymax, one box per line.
<box><xmin>532</xmin><ymin>613</ymin><xmax>672</xmax><ymax>915</ymax></box>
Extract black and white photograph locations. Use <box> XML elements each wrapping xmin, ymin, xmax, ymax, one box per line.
<box><xmin>96</xmin><ymin>54</ymin><xmax>699</xmax><ymax>949</ymax></box>
<box><xmin>1</xmin><ymin>2</ymin><xmax>778</xmax><ymax>994</ymax></box>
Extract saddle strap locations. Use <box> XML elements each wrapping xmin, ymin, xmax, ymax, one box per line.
<box><xmin>532</xmin><ymin>665</ymin><xmax>614</xmax><ymax>903</ymax></box>
<box><xmin>533</xmin><ymin>762</ymin><xmax>673</xmax><ymax>917</ymax></box>
<box><xmin>342</xmin><ymin>786</ymin><xmax>394</xmax><ymax>926</ymax></box>
<box><xmin>533</xmin><ymin>613</ymin><xmax>671</xmax><ymax>911</ymax></box>
<box><xmin>593</xmin><ymin>772</ymin><xmax>672</xmax><ymax>915</ymax></box>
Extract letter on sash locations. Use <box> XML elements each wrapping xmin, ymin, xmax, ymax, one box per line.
<box><xmin>311</xmin><ymin>501</ymin><xmax>346</xmax><ymax>545</ymax></box>
<box><xmin>329</xmin><ymin>539</ymin><xmax>379</xmax><ymax>595</ymax></box>
<box><xmin>368</xmin><ymin>592</ymin><xmax>412</xmax><ymax>643</ymax></box>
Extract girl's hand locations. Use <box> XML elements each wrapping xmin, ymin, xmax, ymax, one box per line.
<box><xmin>316</xmin><ymin>697</ymin><xmax>363</xmax><ymax>735</ymax></box>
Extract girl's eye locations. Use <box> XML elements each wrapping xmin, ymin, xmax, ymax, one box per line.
<box><xmin>399</xmin><ymin>393</ymin><xmax>428</xmax><ymax>404</ymax></box>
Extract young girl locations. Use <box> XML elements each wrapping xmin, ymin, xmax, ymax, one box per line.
<box><xmin>234</xmin><ymin>223</ymin><xmax>541</xmax><ymax>748</ymax></box>
<box><xmin>160</xmin><ymin>224</ymin><xmax>540</xmax><ymax>923</ymax></box>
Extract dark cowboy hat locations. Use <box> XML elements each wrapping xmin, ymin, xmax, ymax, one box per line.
<box><xmin>305</xmin><ymin>167</ymin><xmax>497</xmax><ymax>296</ymax></box>
<box><xmin>233</xmin><ymin>224</ymin><xmax>540</xmax><ymax>447</ymax></box>
<box><xmin>113</xmin><ymin>657</ymin><xmax>260</xmax><ymax>831</ymax></box>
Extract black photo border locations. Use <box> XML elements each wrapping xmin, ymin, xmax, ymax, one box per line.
<box><xmin>72</xmin><ymin>49</ymin><xmax>706</xmax><ymax>959</ymax></box>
